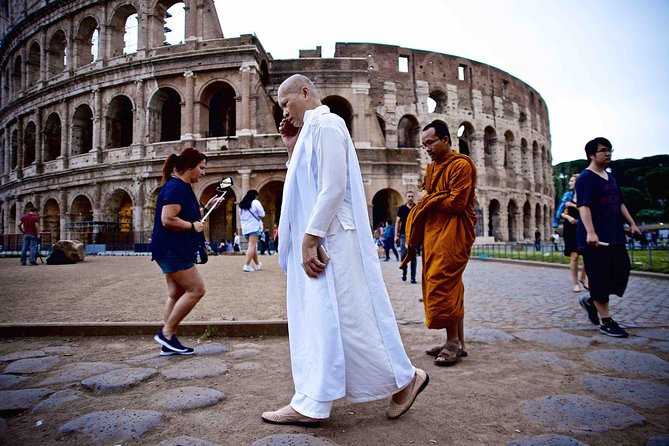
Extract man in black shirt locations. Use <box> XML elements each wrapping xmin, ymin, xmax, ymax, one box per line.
<box><xmin>395</xmin><ymin>191</ymin><xmax>417</xmax><ymax>283</ymax></box>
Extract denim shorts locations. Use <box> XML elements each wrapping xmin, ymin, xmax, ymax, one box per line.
<box><xmin>244</xmin><ymin>230</ymin><xmax>263</xmax><ymax>239</ymax></box>
<box><xmin>155</xmin><ymin>250</ymin><xmax>194</xmax><ymax>274</ymax></box>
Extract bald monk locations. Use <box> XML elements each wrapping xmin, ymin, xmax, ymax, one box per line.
<box><xmin>400</xmin><ymin>119</ymin><xmax>477</xmax><ymax>366</ymax></box>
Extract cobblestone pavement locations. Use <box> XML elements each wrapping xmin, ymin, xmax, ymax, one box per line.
<box><xmin>0</xmin><ymin>258</ymin><xmax>667</xmax><ymax>445</ymax></box>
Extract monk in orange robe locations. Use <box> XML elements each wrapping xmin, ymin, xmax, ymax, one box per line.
<box><xmin>400</xmin><ymin>119</ymin><xmax>477</xmax><ymax>366</ymax></box>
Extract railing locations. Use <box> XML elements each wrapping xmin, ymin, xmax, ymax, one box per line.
<box><xmin>471</xmin><ymin>242</ymin><xmax>668</xmax><ymax>274</ymax></box>
<box><xmin>0</xmin><ymin>232</ymin><xmax>53</xmax><ymax>255</ymax></box>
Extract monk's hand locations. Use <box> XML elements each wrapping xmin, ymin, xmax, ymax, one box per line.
<box><xmin>279</xmin><ymin>118</ymin><xmax>300</xmax><ymax>153</ymax></box>
<box><xmin>301</xmin><ymin>233</ymin><xmax>327</xmax><ymax>278</ymax></box>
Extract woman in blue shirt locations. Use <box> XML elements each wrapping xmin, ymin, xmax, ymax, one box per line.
<box><xmin>151</xmin><ymin>147</ymin><xmax>221</xmax><ymax>355</ymax></box>
<box><xmin>553</xmin><ymin>174</ymin><xmax>587</xmax><ymax>292</ymax></box>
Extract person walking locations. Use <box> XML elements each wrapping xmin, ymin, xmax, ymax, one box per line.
<box><xmin>262</xmin><ymin>74</ymin><xmax>428</xmax><ymax>426</ymax></box>
<box><xmin>534</xmin><ymin>228</ymin><xmax>542</xmax><ymax>250</ymax></box>
<box><xmin>383</xmin><ymin>220</ymin><xmax>399</xmax><ymax>261</ymax></box>
<box><xmin>150</xmin><ymin>147</ymin><xmax>222</xmax><ymax>355</ymax></box>
<box><xmin>395</xmin><ymin>191</ymin><xmax>417</xmax><ymax>283</ymax></box>
<box><xmin>576</xmin><ymin>137</ymin><xmax>641</xmax><ymax>338</ymax></box>
<box><xmin>401</xmin><ymin>119</ymin><xmax>477</xmax><ymax>367</ymax></box>
<box><xmin>19</xmin><ymin>207</ymin><xmax>40</xmax><ymax>266</ymax></box>
<box><xmin>238</xmin><ymin>190</ymin><xmax>265</xmax><ymax>272</ymax></box>
<box><xmin>553</xmin><ymin>173</ymin><xmax>588</xmax><ymax>292</ymax></box>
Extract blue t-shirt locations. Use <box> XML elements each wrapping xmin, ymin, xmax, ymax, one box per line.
<box><xmin>575</xmin><ymin>169</ymin><xmax>626</xmax><ymax>249</ymax></box>
<box><xmin>150</xmin><ymin>177</ymin><xmax>200</xmax><ymax>261</ymax></box>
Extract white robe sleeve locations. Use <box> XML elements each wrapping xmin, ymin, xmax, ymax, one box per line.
<box><xmin>305</xmin><ymin>123</ymin><xmax>347</xmax><ymax>237</ymax></box>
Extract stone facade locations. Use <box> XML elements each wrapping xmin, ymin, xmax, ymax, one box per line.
<box><xmin>0</xmin><ymin>0</ymin><xmax>553</xmax><ymax>248</ymax></box>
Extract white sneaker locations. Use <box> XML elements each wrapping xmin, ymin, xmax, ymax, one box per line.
<box><xmin>243</xmin><ymin>265</ymin><xmax>254</xmax><ymax>272</ymax></box>
<box><xmin>255</xmin><ymin>263</ymin><xmax>263</xmax><ymax>271</ymax></box>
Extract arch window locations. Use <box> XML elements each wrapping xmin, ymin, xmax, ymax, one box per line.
<box><xmin>428</xmin><ymin>89</ymin><xmax>447</xmax><ymax>114</ymax></box>
<box><xmin>72</xmin><ymin>104</ymin><xmax>94</xmax><ymax>155</ymax></box>
<box><xmin>488</xmin><ymin>199</ymin><xmax>501</xmax><ymax>240</ymax></box>
<box><xmin>27</xmin><ymin>42</ymin><xmax>41</xmax><ymax>86</ymax></box>
<box><xmin>504</xmin><ymin>130</ymin><xmax>514</xmax><ymax>170</ymax></box>
<box><xmin>43</xmin><ymin>199</ymin><xmax>61</xmax><ymax>241</ymax></box>
<box><xmin>163</xmin><ymin>2</ymin><xmax>186</xmax><ymax>45</ymax></box>
<box><xmin>24</xmin><ymin>122</ymin><xmax>36</xmax><ymax>165</ymax></box>
<box><xmin>200</xmin><ymin>81</ymin><xmax>236</xmax><ymax>137</ymax></box>
<box><xmin>507</xmin><ymin>199</ymin><xmax>518</xmax><ymax>241</ymax></box>
<box><xmin>44</xmin><ymin>113</ymin><xmax>62</xmax><ymax>161</ymax></box>
<box><xmin>397</xmin><ymin>115</ymin><xmax>419</xmax><ymax>148</ymax></box>
<box><xmin>76</xmin><ymin>17</ymin><xmax>99</xmax><ymax>67</ymax></box>
<box><xmin>110</xmin><ymin>5</ymin><xmax>138</xmax><ymax>57</ymax></box>
<box><xmin>48</xmin><ymin>30</ymin><xmax>67</xmax><ymax>76</ymax></box>
<box><xmin>10</xmin><ymin>129</ymin><xmax>18</xmax><ymax>169</ymax></box>
<box><xmin>148</xmin><ymin>87</ymin><xmax>182</xmax><ymax>142</ymax></box>
<box><xmin>483</xmin><ymin>126</ymin><xmax>496</xmax><ymax>167</ymax></box>
<box><xmin>457</xmin><ymin>122</ymin><xmax>474</xmax><ymax>156</ymax></box>
<box><xmin>322</xmin><ymin>95</ymin><xmax>353</xmax><ymax>135</ymax></box>
<box><xmin>12</xmin><ymin>56</ymin><xmax>21</xmax><ymax>94</ymax></box>
<box><xmin>107</xmin><ymin>96</ymin><xmax>134</xmax><ymax>148</ymax></box>
<box><xmin>372</xmin><ymin>189</ymin><xmax>403</xmax><ymax>228</ymax></box>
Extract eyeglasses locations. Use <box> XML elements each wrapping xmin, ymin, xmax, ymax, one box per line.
<box><xmin>596</xmin><ymin>148</ymin><xmax>613</xmax><ymax>153</ymax></box>
<box><xmin>420</xmin><ymin>138</ymin><xmax>443</xmax><ymax>149</ymax></box>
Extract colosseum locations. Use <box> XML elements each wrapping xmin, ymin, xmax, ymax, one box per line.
<box><xmin>0</xmin><ymin>0</ymin><xmax>553</xmax><ymax>251</ymax></box>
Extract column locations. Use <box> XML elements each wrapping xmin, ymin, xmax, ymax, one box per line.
<box><xmin>238</xmin><ymin>62</ymin><xmax>255</xmax><ymax>134</ymax></box>
<box><xmin>183</xmin><ymin>71</ymin><xmax>196</xmax><ymax>139</ymax></box>
<box><xmin>59</xmin><ymin>189</ymin><xmax>68</xmax><ymax>241</ymax></box>
<box><xmin>134</xmin><ymin>79</ymin><xmax>145</xmax><ymax>152</ymax></box>
<box><xmin>92</xmin><ymin>88</ymin><xmax>103</xmax><ymax>162</ymax></box>
<box><xmin>35</xmin><ymin>108</ymin><xmax>43</xmax><ymax>171</ymax></box>
<box><xmin>39</xmin><ymin>31</ymin><xmax>46</xmax><ymax>83</ymax></box>
<box><xmin>60</xmin><ymin>100</ymin><xmax>70</xmax><ymax>168</ymax></box>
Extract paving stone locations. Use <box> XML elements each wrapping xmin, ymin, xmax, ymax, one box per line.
<box><xmin>193</xmin><ymin>342</ymin><xmax>229</xmax><ymax>356</ymax></box>
<box><xmin>159</xmin><ymin>436</ymin><xmax>221</xmax><ymax>446</ymax></box>
<box><xmin>233</xmin><ymin>362</ymin><xmax>257</xmax><ymax>371</ymax></box>
<box><xmin>648</xmin><ymin>341</ymin><xmax>669</xmax><ymax>354</ymax></box>
<box><xmin>32</xmin><ymin>389</ymin><xmax>83</xmax><ymax>412</ymax></box>
<box><xmin>585</xmin><ymin>349</ymin><xmax>669</xmax><ymax>379</ymax></box>
<box><xmin>0</xmin><ymin>374</ymin><xmax>28</xmax><ymax>390</ymax></box>
<box><xmin>39</xmin><ymin>362</ymin><xmax>125</xmax><ymax>385</ymax></box>
<box><xmin>42</xmin><ymin>346</ymin><xmax>74</xmax><ymax>354</ymax></box>
<box><xmin>81</xmin><ymin>367</ymin><xmax>158</xmax><ymax>394</ymax></box>
<box><xmin>0</xmin><ymin>350</ymin><xmax>47</xmax><ymax>362</ymax></box>
<box><xmin>592</xmin><ymin>335</ymin><xmax>648</xmax><ymax>346</ymax></box>
<box><xmin>512</xmin><ymin>329</ymin><xmax>593</xmax><ymax>348</ymax></box>
<box><xmin>507</xmin><ymin>434</ymin><xmax>590</xmax><ymax>445</ymax></box>
<box><xmin>516</xmin><ymin>352</ymin><xmax>579</xmax><ymax>371</ymax></box>
<box><xmin>160</xmin><ymin>358</ymin><xmax>228</xmax><ymax>380</ymax></box>
<box><xmin>251</xmin><ymin>434</ymin><xmax>339</xmax><ymax>446</ymax></box>
<box><xmin>581</xmin><ymin>374</ymin><xmax>669</xmax><ymax>409</ymax></box>
<box><xmin>4</xmin><ymin>356</ymin><xmax>59</xmax><ymax>374</ymax></box>
<box><xmin>233</xmin><ymin>342</ymin><xmax>261</xmax><ymax>349</ymax></box>
<box><xmin>0</xmin><ymin>416</ymin><xmax>5</xmax><ymax>434</ymax></box>
<box><xmin>57</xmin><ymin>409</ymin><xmax>163</xmax><ymax>444</ymax></box>
<box><xmin>522</xmin><ymin>394</ymin><xmax>645</xmax><ymax>433</ymax></box>
<box><xmin>465</xmin><ymin>328</ymin><xmax>516</xmax><ymax>344</ymax></box>
<box><xmin>0</xmin><ymin>388</ymin><xmax>53</xmax><ymax>416</ymax></box>
<box><xmin>637</xmin><ymin>328</ymin><xmax>669</xmax><ymax>341</ymax></box>
<box><xmin>230</xmin><ymin>349</ymin><xmax>259</xmax><ymax>359</ymax></box>
<box><xmin>648</xmin><ymin>435</ymin><xmax>669</xmax><ymax>446</ymax></box>
<box><xmin>151</xmin><ymin>386</ymin><xmax>225</xmax><ymax>411</ymax></box>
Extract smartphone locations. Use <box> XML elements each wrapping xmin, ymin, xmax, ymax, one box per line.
<box><xmin>317</xmin><ymin>245</ymin><xmax>331</xmax><ymax>264</ymax></box>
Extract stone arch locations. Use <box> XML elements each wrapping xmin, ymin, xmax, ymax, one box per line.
<box><xmin>523</xmin><ymin>201</ymin><xmax>531</xmax><ymax>239</ymax></box>
<box><xmin>12</xmin><ymin>55</ymin><xmax>21</xmax><ymax>93</ymax></box>
<box><xmin>507</xmin><ymin>199</ymin><xmax>518</xmax><ymax>241</ymax></box>
<box><xmin>44</xmin><ymin>112</ymin><xmax>62</xmax><ymax>161</ymax></box>
<box><xmin>372</xmin><ymin>188</ymin><xmax>403</xmax><ymax>228</ymax></box>
<box><xmin>532</xmin><ymin>140</ymin><xmax>541</xmax><ymax>189</ymax></box>
<box><xmin>457</xmin><ymin>122</ymin><xmax>474</xmax><ymax>156</ymax></box>
<box><xmin>543</xmin><ymin>203</ymin><xmax>549</xmax><ymax>235</ymax></box>
<box><xmin>69</xmin><ymin>194</ymin><xmax>94</xmax><ymax>243</ymax></box>
<box><xmin>27</xmin><ymin>41</ymin><xmax>41</xmax><ymax>86</ymax></box>
<box><xmin>322</xmin><ymin>95</ymin><xmax>353</xmax><ymax>135</ymax></box>
<box><xmin>10</xmin><ymin>129</ymin><xmax>18</xmax><ymax>169</ymax></box>
<box><xmin>9</xmin><ymin>203</ymin><xmax>17</xmax><ymax>232</ymax></box>
<box><xmin>257</xmin><ymin>180</ymin><xmax>284</xmax><ymax>238</ymax></box>
<box><xmin>535</xmin><ymin>202</ymin><xmax>542</xmax><ymax>236</ymax></box>
<box><xmin>397</xmin><ymin>114</ymin><xmax>419</xmax><ymax>148</ymax></box>
<box><xmin>108</xmin><ymin>188</ymin><xmax>134</xmax><ymax>233</ymax></box>
<box><xmin>429</xmin><ymin>88</ymin><xmax>447</xmax><ymax>114</ymax></box>
<box><xmin>48</xmin><ymin>29</ymin><xmax>67</xmax><ymax>76</ymax></box>
<box><xmin>160</xmin><ymin>1</ymin><xmax>186</xmax><ymax>46</ymax></box>
<box><xmin>520</xmin><ymin>138</ymin><xmax>530</xmax><ymax>187</ymax></box>
<box><xmin>376</xmin><ymin>114</ymin><xmax>387</xmax><ymax>143</ymax></box>
<box><xmin>488</xmin><ymin>199</ymin><xmax>502</xmax><ymax>241</ymax></box>
<box><xmin>474</xmin><ymin>201</ymin><xmax>483</xmax><ymax>237</ymax></box>
<box><xmin>504</xmin><ymin>130</ymin><xmax>514</xmax><ymax>170</ymax></box>
<box><xmin>72</xmin><ymin>104</ymin><xmax>93</xmax><ymax>155</ymax></box>
<box><xmin>148</xmin><ymin>86</ymin><xmax>182</xmax><ymax>142</ymax></box>
<box><xmin>109</xmin><ymin>4</ymin><xmax>139</xmax><ymax>58</ymax></box>
<box><xmin>24</xmin><ymin>121</ymin><xmax>36</xmax><ymax>165</ymax></box>
<box><xmin>200</xmin><ymin>81</ymin><xmax>236</xmax><ymax>137</ymax></box>
<box><xmin>106</xmin><ymin>95</ymin><xmax>134</xmax><ymax>148</ymax></box>
<box><xmin>75</xmin><ymin>16</ymin><xmax>99</xmax><ymax>67</ymax></box>
<box><xmin>483</xmin><ymin>126</ymin><xmax>496</xmax><ymax>168</ymax></box>
<box><xmin>43</xmin><ymin>198</ymin><xmax>60</xmax><ymax>241</ymax></box>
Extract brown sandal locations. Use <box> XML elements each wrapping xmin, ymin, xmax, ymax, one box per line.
<box><xmin>434</xmin><ymin>342</ymin><xmax>462</xmax><ymax>367</ymax></box>
<box><xmin>427</xmin><ymin>343</ymin><xmax>468</xmax><ymax>358</ymax></box>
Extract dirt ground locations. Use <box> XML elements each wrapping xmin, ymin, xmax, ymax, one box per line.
<box><xmin>0</xmin><ymin>256</ymin><xmax>667</xmax><ymax>445</ymax></box>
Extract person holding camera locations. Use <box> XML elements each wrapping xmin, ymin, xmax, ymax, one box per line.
<box><xmin>150</xmin><ymin>147</ymin><xmax>221</xmax><ymax>355</ymax></box>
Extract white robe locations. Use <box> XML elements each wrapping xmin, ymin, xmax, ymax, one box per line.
<box><xmin>278</xmin><ymin>105</ymin><xmax>415</xmax><ymax>403</ymax></box>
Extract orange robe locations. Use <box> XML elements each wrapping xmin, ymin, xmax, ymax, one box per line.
<box><xmin>401</xmin><ymin>152</ymin><xmax>477</xmax><ymax>328</ymax></box>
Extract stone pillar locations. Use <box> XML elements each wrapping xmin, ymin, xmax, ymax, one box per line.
<box><xmin>134</xmin><ymin>79</ymin><xmax>145</xmax><ymax>149</ymax></box>
<box><xmin>59</xmin><ymin>189</ymin><xmax>68</xmax><ymax>240</ymax></box>
<box><xmin>66</xmin><ymin>18</ymin><xmax>74</xmax><ymax>75</ymax></box>
<box><xmin>238</xmin><ymin>169</ymin><xmax>251</xmax><ymax>196</ymax></box>
<box><xmin>183</xmin><ymin>71</ymin><xmax>196</xmax><ymax>139</ymax></box>
<box><xmin>60</xmin><ymin>100</ymin><xmax>70</xmax><ymax>168</ymax></box>
<box><xmin>34</xmin><ymin>108</ymin><xmax>43</xmax><ymax>172</ymax></box>
<box><xmin>98</xmin><ymin>6</ymin><xmax>108</xmax><ymax>63</ymax></box>
<box><xmin>351</xmin><ymin>81</ymin><xmax>372</xmax><ymax>147</ymax></box>
<box><xmin>39</xmin><ymin>31</ymin><xmax>46</xmax><ymax>83</ymax></box>
<box><xmin>184</xmin><ymin>0</ymin><xmax>198</xmax><ymax>41</ymax></box>
<box><xmin>238</xmin><ymin>62</ymin><xmax>255</xmax><ymax>135</ymax></box>
<box><xmin>383</xmin><ymin>82</ymin><xmax>397</xmax><ymax>148</ymax></box>
<box><xmin>92</xmin><ymin>88</ymin><xmax>103</xmax><ymax>162</ymax></box>
<box><xmin>16</xmin><ymin>116</ymin><xmax>23</xmax><ymax>173</ymax></box>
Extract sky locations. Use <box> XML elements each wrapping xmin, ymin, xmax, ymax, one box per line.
<box><xmin>180</xmin><ymin>0</ymin><xmax>669</xmax><ymax>165</ymax></box>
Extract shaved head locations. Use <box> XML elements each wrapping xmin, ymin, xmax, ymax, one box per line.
<box><xmin>278</xmin><ymin>74</ymin><xmax>319</xmax><ymax>99</ymax></box>
<box><xmin>278</xmin><ymin>74</ymin><xmax>321</xmax><ymax>127</ymax></box>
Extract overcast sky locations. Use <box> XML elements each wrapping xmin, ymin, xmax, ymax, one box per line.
<box><xmin>196</xmin><ymin>0</ymin><xmax>669</xmax><ymax>165</ymax></box>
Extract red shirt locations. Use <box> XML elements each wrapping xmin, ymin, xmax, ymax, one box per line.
<box><xmin>20</xmin><ymin>214</ymin><xmax>39</xmax><ymax>236</ymax></box>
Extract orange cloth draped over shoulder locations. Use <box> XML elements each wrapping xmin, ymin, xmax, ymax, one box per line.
<box><xmin>400</xmin><ymin>152</ymin><xmax>477</xmax><ymax>329</ymax></box>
